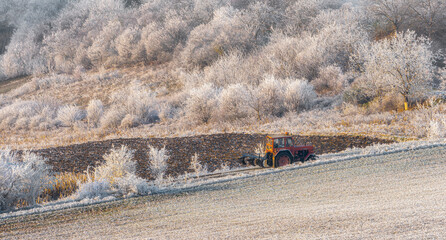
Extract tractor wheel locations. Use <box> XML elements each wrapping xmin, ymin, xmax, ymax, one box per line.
<box><xmin>262</xmin><ymin>159</ymin><xmax>270</xmax><ymax>168</ymax></box>
<box><xmin>247</xmin><ymin>158</ymin><xmax>255</xmax><ymax>166</ymax></box>
<box><xmin>275</xmin><ymin>152</ymin><xmax>292</xmax><ymax>167</ymax></box>
<box><xmin>253</xmin><ymin>158</ymin><xmax>261</xmax><ymax>166</ymax></box>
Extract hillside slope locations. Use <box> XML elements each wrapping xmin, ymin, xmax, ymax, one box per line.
<box><xmin>2</xmin><ymin>145</ymin><xmax>445</xmax><ymax>239</ymax></box>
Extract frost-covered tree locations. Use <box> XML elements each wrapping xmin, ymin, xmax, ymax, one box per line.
<box><xmin>263</xmin><ymin>34</ymin><xmax>322</xmax><ymax>80</ymax></box>
<box><xmin>369</xmin><ymin>0</ymin><xmax>446</xmax><ymax>47</ymax></box>
<box><xmin>218</xmin><ymin>83</ymin><xmax>250</xmax><ymax>121</ymax></box>
<box><xmin>0</xmin><ymin>150</ymin><xmax>51</xmax><ymax>210</ymax></box>
<box><xmin>202</xmin><ymin>51</ymin><xmax>247</xmax><ymax>87</ymax></box>
<box><xmin>257</xmin><ymin>75</ymin><xmax>287</xmax><ymax>117</ymax></box>
<box><xmin>115</xmin><ymin>26</ymin><xmax>144</xmax><ymax>63</ymax></box>
<box><xmin>140</xmin><ymin>14</ymin><xmax>190</xmax><ymax>64</ymax></box>
<box><xmin>356</xmin><ymin>31</ymin><xmax>437</xmax><ymax>110</ymax></box>
<box><xmin>180</xmin><ymin>6</ymin><xmax>264</xmax><ymax>69</ymax></box>
<box><xmin>369</xmin><ymin>0</ymin><xmax>410</xmax><ymax>34</ymax></box>
<box><xmin>87</xmin><ymin>20</ymin><xmax>123</xmax><ymax>68</ymax></box>
<box><xmin>184</xmin><ymin>84</ymin><xmax>220</xmax><ymax>124</ymax></box>
<box><xmin>283</xmin><ymin>79</ymin><xmax>317</xmax><ymax>112</ymax></box>
<box><xmin>0</xmin><ymin>0</ymin><xmax>71</xmax><ymax>77</ymax></box>
<box><xmin>313</xmin><ymin>65</ymin><xmax>347</xmax><ymax>96</ymax></box>
<box><xmin>243</xmin><ymin>76</ymin><xmax>283</xmax><ymax>119</ymax></box>
<box><xmin>407</xmin><ymin>0</ymin><xmax>446</xmax><ymax>48</ymax></box>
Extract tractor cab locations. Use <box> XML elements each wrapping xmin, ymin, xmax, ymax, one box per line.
<box><xmin>267</xmin><ymin>135</ymin><xmax>294</xmax><ymax>152</ymax></box>
<box><xmin>241</xmin><ymin>134</ymin><xmax>316</xmax><ymax>168</ymax></box>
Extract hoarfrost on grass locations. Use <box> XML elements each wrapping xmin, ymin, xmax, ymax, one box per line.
<box><xmin>74</xmin><ymin>145</ymin><xmax>150</xmax><ymax>199</ymax></box>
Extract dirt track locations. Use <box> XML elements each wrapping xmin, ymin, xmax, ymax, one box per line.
<box><xmin>33</xmin><ymin>134</ymin><xmax>393</xmax><ymax>179</ymax></box>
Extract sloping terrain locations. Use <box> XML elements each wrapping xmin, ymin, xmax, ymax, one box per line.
<box><xmin>2</xmin><ymin>145</ymin><xmax>445</xmax><ymax>239</ymax></box>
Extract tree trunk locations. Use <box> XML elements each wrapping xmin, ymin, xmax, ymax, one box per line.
<box><xmin>404</xmin><ymin>95</ymin><xmax>409</xmax><ymax>111</ymax></box>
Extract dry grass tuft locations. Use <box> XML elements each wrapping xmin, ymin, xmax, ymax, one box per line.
<box><xmin>40</xmin><ymin>172</ymin><xmax>88</xmax><ymax>204</ymax></box>
<box><xmin>14</xmin><ymin>172</ymin><xmax>88</xmax><ymax>209</ymax></box>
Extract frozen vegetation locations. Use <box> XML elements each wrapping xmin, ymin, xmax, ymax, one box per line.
<box><xmin>0</xmin><ymin>0</ymin><xmax>445</xmax><ymax>216</ymax></box>
<box><xmin>0</xmin><ymin>150</ymin><xmax>51</xmax><ymax>211</ymax></box>
<box><xmin>1</xmin><ymin>141</ymin><xmax>446</xmax><ymax>239</ymax></box>
<box><xmin>1</xmin><ymin>139</ymin><xmax>445</xmax><ymax>217</ymax></box>
<box><xmin>0</xmin><ymin>0</ymin><xmax>444</xmax><ymax>148</ymax></box>
<box><xmin>0</xmin><ymin>1</ymin><xmax>445</xmax><ymax>237</ymax></box>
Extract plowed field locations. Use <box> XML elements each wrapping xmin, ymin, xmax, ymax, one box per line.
<box><xmin>33</xmin><ymin>134</ymin><xmax>393</xmax><ymax>178</ymax></box>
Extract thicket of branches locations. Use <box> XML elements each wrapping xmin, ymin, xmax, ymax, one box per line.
<box><xmin>0</xmin><ymin>0</ymin><xmax>445</xmax><ymax>131</ymax></box>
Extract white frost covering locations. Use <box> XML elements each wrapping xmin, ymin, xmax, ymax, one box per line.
<box><xmin>1</xmin><ymin>139</ymin><xmax>445</xmax><ymax>219</ymax></box>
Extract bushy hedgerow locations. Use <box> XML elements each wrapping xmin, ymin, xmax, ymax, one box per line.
<box><xmin>0</xmin><ymin>99</ymin><xmax>60</xmax><ymax>131</ymax></box>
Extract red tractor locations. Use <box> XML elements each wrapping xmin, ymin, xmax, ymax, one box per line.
<box><xmin>240</xmin><ymin>134</ymin><xmax>316</xmax><ymax>168</ymax></box>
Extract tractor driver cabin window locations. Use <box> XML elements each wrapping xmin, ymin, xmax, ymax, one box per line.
<box><xmin>286</xmin><ymin>138</ymin><xmax>293</xmax><ymax>147</ymax></box>
<box><xmin>274</xmin><ymin>138</ymin><xmax>285</xmax><ymax>148</ymax></box>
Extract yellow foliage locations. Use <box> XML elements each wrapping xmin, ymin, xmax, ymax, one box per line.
<box><xmin>39</xmin><ymin>172</ymin><xmax>88</xmax><ymax>204</ymax></box>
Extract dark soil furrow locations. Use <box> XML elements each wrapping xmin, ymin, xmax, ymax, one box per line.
<box><xmin>32</xmin><ymin>134</ymin><xmax>394</xmax><ymax>179</ymax></box>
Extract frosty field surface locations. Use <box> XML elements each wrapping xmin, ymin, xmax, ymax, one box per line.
<box><xmin>2</xmin><ymin>145</ymin><xmax>446</xmax><ymax>239</ymax></box>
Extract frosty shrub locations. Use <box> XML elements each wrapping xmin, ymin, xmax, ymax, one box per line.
<box><xmin>284</xmin><ymin>78</ymin><xmax>317</xmax><ymax>112</ymax></box>
<box><xmin>202</xmin><ymin>51</ymin><xmax>248</xmax><ymax>87</ymax></box>
<box><xmin>218</xmin><ymin>83</ymin><xmax>250</xmax><ymax>121</ymax></box>
<box><xmin>86</xmin><ymin>99</ymin><xmax>104</xmax><ymax>128</ymax></box>
<box><xmin>75</xmin><ymin>180</ymin><xmax>111</xmax><ymax>200</ymax></box>
<box><xmin>184</xmin><ymin>84</ymin><xmax>220</xmax><ymax>124</ymax></box>
<box><xmin>263</xmin><ymin>33</ymin><xmax>323</xmax><ymax>80</ymax></box>
<box><xmin>115</xmin><ymin>26</ymin><xmax>144</xmax><ymax>63</ymax></box>
<box><xmin>158</xmin><ymin>101</ymin><xmax>177</xmax><ymax>122</ymax></box>
<box><xmin>57</xmin><ymin>105</ymin><xmax>86</xmax><ymax>127</ymax></box>
<box><xmin>343</xmin><ymin>77</ymin><xmax>376</xmax><ymax>105</ymax></box>
<box><xmin>0</xmin><ymin>99</ymin><xmax>60</xmax><ymax>131</ymax></box>
<box><xmin>8</xmin><ymin>74</ymin><xmax>78</xmax><ymax>98</ymax></box>
<box><xmin>106</xmin><ymin>81</ymin><xmax>159</xmax><ymax>128</ymax></box>
<box><xmin>189</xmin><ymin>153</ymin><xmax>208</xmax><ymax>177</ymax></box>
<box><xmin>148</xmin><ymin>145</ymin><xmax>169</xmax><ymax>182</ymax></box>
<box><xmin>94</xmin><ymin>145</ymin><xmax>136</xmax><ymax>183</ymax></box>
<box><xmin>119</xmin><ymin>114</ymin><xmax>140</xmax><ymax>129</ymax></box>
<box><xmin>100</xmin><ymin>108</ymin><xmax>126</xmax><ymax>130</ymax></box>
<box><xmin>428</xmin><ymin>117</ymin><xmax>446</xmax><ymax>140</ymax></box>
<box><xmin>141</xmin><ymin>15</ymin><xmax>189</xmax><ymax>64</ymax></box>
<box><xmin>0</xmin><ymin>150</ymin><xmax>51</xmax><ymax>211</ymax></box>
<box><xmin>180</xmin><ymin>6</ymin><xmax>257</xmax><ymax>69</ymax></box>
<box><xmin>254</xmin><ymin>142</ymin><xmax>265</xmax><ymax>156</ymax></box>
<box><xmin>312</xmin><ymin>65</ymin><xmax>347</xmax><ymax>96</ymax></box>
<box><xmin>75</xmin><ymin>145</ymin><xmax>149</xmax><ymax>199</ymax></box>
<box><xmin>257</xmin><ymin>75</ymin><xmax>286</xmax><ymax>117</ymax></box>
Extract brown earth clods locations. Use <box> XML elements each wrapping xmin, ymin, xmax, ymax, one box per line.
<box><xmin>33</xmin><ymin>133</ymin><xmax>394</xmax><ymax>179</ymax></box>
